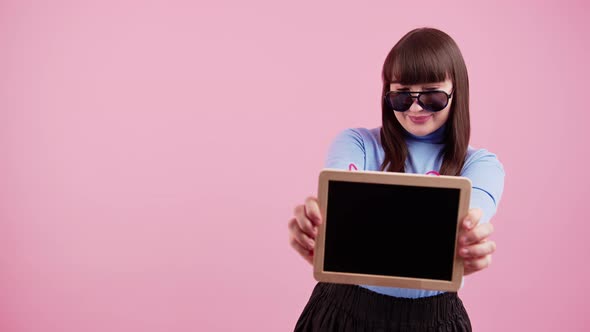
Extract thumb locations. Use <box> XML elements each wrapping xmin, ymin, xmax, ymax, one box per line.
<box><xmin>463</xmin><ymin>208</ymin><xmax>482</xmax><ymax>230</ymax></box>
<box><xmin>304</xmin><ymin>196</ymin><xmax>322</xmax><ymax>226</ymax></box>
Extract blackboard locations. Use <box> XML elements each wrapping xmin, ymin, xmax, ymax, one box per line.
<box><xmin>313</xmin><ymin>169</ymin><xmax>471</xmax><ymax>291</ymax></box>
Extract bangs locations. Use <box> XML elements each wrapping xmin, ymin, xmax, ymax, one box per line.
<box><xmin>383</xmin><ymin>31</ymin><xmax>454</xmax><ymax>85</ymax></box>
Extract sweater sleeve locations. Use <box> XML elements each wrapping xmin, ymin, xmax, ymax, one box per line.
<box><xmin>461</xmin><ymin>149</ymin><xmax>506</xmax><ymax>224</ymax></box>
<box><xmin>324</xmin><ymin>128</ymin><xmax>367</xmax><ymax>170</ymax></box>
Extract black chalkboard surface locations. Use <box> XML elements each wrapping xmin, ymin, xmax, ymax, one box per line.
<box><xmin>313</xmin><ymin>169</ymin><xmax>472</xmax><ymax>291</ymax></box>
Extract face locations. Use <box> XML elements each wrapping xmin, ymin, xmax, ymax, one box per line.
<box><xmin>390</xmin><ymin>79</ymin><xmax>453</xmax><ymax>137</ymax></box>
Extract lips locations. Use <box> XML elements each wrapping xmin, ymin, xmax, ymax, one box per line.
<box><xmin>409</xmin><ymin>115</ymin><xmax>432</xmax><ymax>124</ymax></box>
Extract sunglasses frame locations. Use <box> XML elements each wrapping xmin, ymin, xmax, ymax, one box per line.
<box><xmin>384</xmin><ymin>90</ymin><xmax>453</xmax><ymax>112</ymax></box>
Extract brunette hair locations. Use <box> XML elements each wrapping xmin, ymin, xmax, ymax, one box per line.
<box><xmin>380</xmin><ymin>28</ymin><xmax>470</xmax><ymax>176</ymax></box>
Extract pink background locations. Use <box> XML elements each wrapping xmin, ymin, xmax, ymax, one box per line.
<box><xmin>1</xmin><ymin>0</ymin><xmax>589</xmax><ymax>331</ymax></box>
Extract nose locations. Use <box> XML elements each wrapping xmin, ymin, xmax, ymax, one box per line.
<box><xmin>407</xmin><ymin>95</ymin><xmax>423</xmax><ymax>113</ymax></box>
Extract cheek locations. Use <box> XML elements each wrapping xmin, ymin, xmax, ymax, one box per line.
<box><xmin>393</xmin><ymin>112</ymin><xmax>407</xmax><ymax>126</ymax></box>
<box><xmin>434</xmin><ymin>108</ymin><xmax>451</xmax><ymax>124</ymax></box>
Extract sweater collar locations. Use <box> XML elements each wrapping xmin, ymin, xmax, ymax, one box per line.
<box><xmin>403</xmin><ymin>124</ymin><xmax>447</xmax><ymax>144</ymax></box>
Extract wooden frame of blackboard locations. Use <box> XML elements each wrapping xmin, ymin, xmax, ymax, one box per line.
<box><xmin>313</xmin><ymin>169</ymin><xmax>472</xmax><ymax>292</ymax></box>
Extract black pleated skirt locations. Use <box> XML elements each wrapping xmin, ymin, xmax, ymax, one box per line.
<box><xmin>295</xmin><ymin>283</ymin><xmax>472</xmax><ymax>332</ymax></box>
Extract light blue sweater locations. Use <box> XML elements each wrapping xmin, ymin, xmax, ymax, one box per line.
<box><xmin>323</xmin><ymin>124</ymin><xmax>505</xmax><ymax>298</ymax></box>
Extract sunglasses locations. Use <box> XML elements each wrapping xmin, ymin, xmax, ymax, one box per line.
<box><xmin>384</xmin><ymin>90</ymin><xmax>453</xmax><ymax>112</ymax></box>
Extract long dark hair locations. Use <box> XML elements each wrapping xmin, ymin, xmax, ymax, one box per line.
<box><xmin>380</xmin><ymin>28</ymin><xmax>470</xmax><ymax>176</ymax></box>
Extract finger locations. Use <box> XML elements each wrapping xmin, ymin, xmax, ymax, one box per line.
<box><xmin>464</xmin><ymin>255</ymin><xmax>492</xmax><ymax>273</ymax></box>
<box><xmin>304</xmin><ymin>196</ymin><xmax>322</xmax><ymax>226</ymax></box>
<box><xmin>459</xmin><ymin>240</ymin><xmax>496</xmax><ymax>258</ymax></box>
<box><xmin>460</xmin><ymin>222</ymin><xmax>494</xmax><ymax>246</ymax></box>
<box><xmin>462</xmin><ymin>208</ymin><xmax>483</xmax><ymax>230</ymax></box>
<box><xmin>290</xmin><ymin>235</ymin><xmax>314</xmax><ymax>265</ymax></box>
<box><xmin>293</xmin><ymin>205</ymin><xmax>317</xmax><ymax>238</ymax></box>
<box><xmin>289</xmin><ymin>218</ymin><xmax>316</xmax><ymax>250</ymax></box>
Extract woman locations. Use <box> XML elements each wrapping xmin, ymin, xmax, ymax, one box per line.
<box><xmin>288</xmin><ymin>27</ymin><xmax>505</xmax><ymax>331</ymax></box>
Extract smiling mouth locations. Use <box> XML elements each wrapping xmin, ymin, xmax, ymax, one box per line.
<box><xmin>409</xmin><ymin>115</ymin><xmax>432</xmax><ymax>121</ymax></box>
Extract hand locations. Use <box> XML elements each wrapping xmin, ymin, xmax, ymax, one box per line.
<box><xmin>288</xmin><ymin>196</ymin><xmax>323</xmax><ymax>265</ymax></box>
<box><xmin>457</xmin><ymin>208</ymin><xmax>496</xmax><ymax>276</ymax></box>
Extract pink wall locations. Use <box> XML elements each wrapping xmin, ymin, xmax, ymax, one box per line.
<box><xmin>1</xmin><ymin>0</ymin><xmax>588</xmax><ymax>331</ymax></box>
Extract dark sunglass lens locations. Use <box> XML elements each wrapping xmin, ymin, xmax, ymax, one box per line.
<box><xmin>419</xmin><ymin>91</ymin><xmax>448</xmax><ymax>112</ymax></box>
<box><xmin>388</xmin><ymin>92</ymin><xmax>413</xmax><ymax>111</ymax></box>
